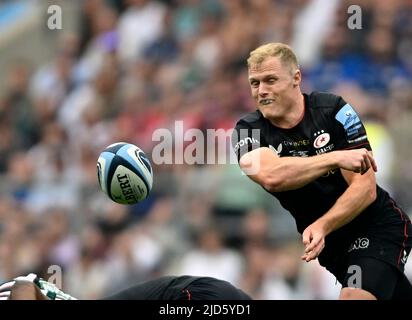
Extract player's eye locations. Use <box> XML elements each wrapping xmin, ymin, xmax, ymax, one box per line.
<box><xmin>250</xmin><ymin>81</ymin><xmax>259</xmax><ymax>87</ymax></box>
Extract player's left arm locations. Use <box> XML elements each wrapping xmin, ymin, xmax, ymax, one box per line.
<box><xmin>322</xmin><ymin>163</ymin><xmax>377</xmax><ymax>233</ymax></box>
<box><xmin>301</xmin><ymin>153</ymin><xmax>377</xmax><ymax>262</ymax></box>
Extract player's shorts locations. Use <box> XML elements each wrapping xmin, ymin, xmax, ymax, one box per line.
<box><xmin>104</xmin><ymin>276</ymin><xmax>251</xmax><ymax>300</ymax></box>
<box><xmin>339</xmin><ymin>256</ymin><xmax>412</xmax><ymax>300</ymax></box>
<box><xmin>318</xmin><ymin>198</ymin><xmax>412</xmax><ymax>299</ymax></box>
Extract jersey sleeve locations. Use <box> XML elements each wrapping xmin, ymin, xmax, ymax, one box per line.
<box><xmin>231</xmin><ymin>119</ymin><xmax>268</xmax><ymax>162</ymax></box>
<box><xmin>333</xmin><ymin>97</ymin><xmax>372</xmax><ymax>151</ymax></box>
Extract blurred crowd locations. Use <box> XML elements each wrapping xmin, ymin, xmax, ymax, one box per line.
<box><xmin>0</xmin><ymin>0</ymin><xmax>411</xmax><ymax>299</ymax></box>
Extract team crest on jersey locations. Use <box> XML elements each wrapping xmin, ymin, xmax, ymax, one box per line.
<box><xmin>313</xmin><ymin>130</ymin><xmax>330</xmax><ymax>149</ymax></box>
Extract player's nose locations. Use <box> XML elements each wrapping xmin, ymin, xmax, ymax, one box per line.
<box><xmin>258</xmin><ymin>83</ymin><xmax>270</xmax><ymax>96</ymax></box>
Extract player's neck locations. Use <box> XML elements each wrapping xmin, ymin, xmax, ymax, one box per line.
<box><xmin>269</xmin><ymin>93</ymin><xmax>305</xmax><ymax>129</ymax></box>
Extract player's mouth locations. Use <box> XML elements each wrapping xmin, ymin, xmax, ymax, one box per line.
<box><xmin>260</xmin><ymin>99</ymin><xmax>274</xmax><ymax>106</ymax></box>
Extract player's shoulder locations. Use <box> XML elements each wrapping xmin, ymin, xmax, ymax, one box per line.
<box><xmin>307</xmin><ymin>91</ymin><xmax>343</xmax><ymax>109</ymax></box>
<box><xmin>234</xmin><ymin>110</ymin><xmax>265</xmax><ymax>128</ymax></box>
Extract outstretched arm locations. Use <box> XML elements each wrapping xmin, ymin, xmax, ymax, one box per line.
<box><xmin>11</xmin><ymin>281</ymin><xmax>50</xmax><ymax>300</ymax></box>
<box><xmin>0</xmin><ymin>273</ymin><xmax>77</xmax><ymax>300</ymax></box>
<box><xmin>0</xmin><ymin>274</ymin><xmax>41</xmax><ymax>300</ymax></box>
<box><xmin>239</xmin><ymin>147</ymin><xmax>377</xmax><ymax>192</ymax></box>
<box><xmin>302</xmin><ymin>160</ymin><xmax>377</xmax><ymax>262</ymax></box>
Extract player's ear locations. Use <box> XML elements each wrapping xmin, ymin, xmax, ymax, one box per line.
<box><xmin>293</xmin><ymin>69</ymin><xmax>301</xmax><ymax>87</ymax></box>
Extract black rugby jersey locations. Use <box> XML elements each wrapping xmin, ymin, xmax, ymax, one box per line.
<box><xmin>104</xmin><ymin>276</ymin><xmax>251</xmax><ymax>300</ymax></box>
<box><xmin>104</xmin><ymin>276</ymin><xmax>199</xmax><ymax>300</ymax></box>
<box><xmin>232</xmin><ymin>91</ymin><xmax>391</xmax><ymax>236</ymax></box>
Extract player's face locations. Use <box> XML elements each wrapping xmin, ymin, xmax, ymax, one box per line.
<box><xmin>248</xmin><ymin>57</ymin><xmax>298</xmax><ymax>119</ymax></box>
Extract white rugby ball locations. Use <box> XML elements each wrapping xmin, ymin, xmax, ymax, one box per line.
<box><xmin>97</xmin><ymin>142</ymin><xmax>153</xmax><ymax>204</ymax></box>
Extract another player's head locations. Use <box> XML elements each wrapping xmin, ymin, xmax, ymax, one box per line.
<box><xmin>247</xmin><ymin>43</ymin><xmax>302</xmax><ymax>121</ymax></box>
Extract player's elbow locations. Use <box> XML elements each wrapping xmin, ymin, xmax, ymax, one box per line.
<box><xmin>261</xmin><ymin>175</ymin><xmax>284</xmax><ymax>193</ymax></box>
<box><xmin>361</xmin><ymin>183</ymin><xmax>377</xmax><ymax>206</ymax></box>
<box><xmin>368</xmin><ymin>185</ymin><xmax>377</xmax><ymax>204</ymax></box>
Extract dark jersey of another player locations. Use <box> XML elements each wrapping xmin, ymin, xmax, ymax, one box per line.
<box><xmin>104</xmin><ymin>276</ymin><xmax>251</xmax><ymax>300</ymax></box>
<box><xmin>232</xmin><ymin>91</ymin><xmax>393</xmax><ymax>242</ymax></box>
<box><xmin>104</xmin><ymin>276</ymin><xmax>198</xmax><ymax>300</ymax></box>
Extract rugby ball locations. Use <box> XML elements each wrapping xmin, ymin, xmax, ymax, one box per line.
<box><xmin>97</xmin><ymin>142</ymin><xmax>153</xmax><ymax>204</ymax></box>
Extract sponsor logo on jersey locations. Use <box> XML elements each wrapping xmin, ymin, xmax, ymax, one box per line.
<box><xmin>346</xmin><ymin>124</ymin><xmax>362</xmax><ymax>137</ymax></box>
<box><xmin>233</xmin><ymin>137</ymin><xmax>260</xmax><ymax>153</ymax></box>
<box><xmin>348</xmin><ymin>135</ymin><xmax>367</xmax><ymax>144</ymax></box>
<box><xmin>321</xmin><ymin>169</ymin><xmax>337</xmax><ymax>177</ymax></box>
<box><xmin>269</xmin><ymin>143</ymin><xmax>282</xmax><ymax>155</ymax></box>
<box><xmin>315</xmin><ymin>144</ymin><xmax>335</xmax><ymax>154</ymax></box>
<box><xmin>348</xmin><ymin>237</ymin><xmax>369</xmax><ymax>252</ymax></box>
<box><xmin>335</xmin><ymin>104</ymin><xmax>361</xmax><ymax>137</ymax></box>
<box><xmin>401</xmin><ymin>250</ymin><xmax>409</xmax><ymax>265</ymax></box>
<box><xmin>313</xmin><ymin>130</ymin><xmax>330</xmax><ymax>149</ymax></box>
<box><xmin>288</xmin><ymin>150</ymin><xmax>309</xmax><ymax>157</ymax></box>
<box><xmin>283</xmin><ymin>139</ymin><xmax>310</xmax><ymax>147</ymax></box>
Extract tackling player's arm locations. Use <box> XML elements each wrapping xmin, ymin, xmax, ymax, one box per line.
<box><xmin>302</xmin><ymin>153</ymin><xmax>377</xmax><ymax>261</ymax></box>
<box><xmin>0</xmin><ymin>273</ymin><xmax>77</xmax><ymax>300</ymax></box>
<box><xmin>239</xmin><ymin>147</ymin><xmax>377</xmax><ymax>192</ymax></box>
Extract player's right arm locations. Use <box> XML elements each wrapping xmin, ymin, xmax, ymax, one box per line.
<box><xmin>239</xmin><ymin>147</ymin><xmax>377</xmax><ymax>192</ymax></box>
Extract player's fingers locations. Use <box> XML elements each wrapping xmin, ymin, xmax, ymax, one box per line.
<box><xmin>369</xmin><ymin>154</ymin><xmax>378</xmax><ymax>172</ymax></box>
<box><xmin>301</xmin><ymin>252</ymin><xmax>312</xmax><ymax>261</ymax></box>
<box><xmin>0</xmin><ymin>290</ymin><xmax>11</xmax><ymax>298</ymax></box>
<box><xmin>307</xmin><ymin>238</ymin><xmax>324</xmax><ymax>259</ymax></box>
<box><xmin>302</xmin><ymin>229</ymin><xmax>311</xmax><ymax>246</ymax></box>
<box><xmin>14</xmin><ymin>273</ymin><xmax>37</xmax><ymax>282</ymax></box>
<box><xmin>305</xmin><ymin>240</ymin><xmax>325</xmax><ymax>262</ymax></box>
<box><xmin>361</xmin><ymin>156</ymin><xmax>371</xmax><ymax>175</ymax></box>
<box><xmin>0</xmin><ymin>281</ymin><xmax>15</xmax><ymax>292</ymax></box>
<box><xmin>362</xmin><ymin>150</ymin><xmax>370</xmax><ymax>172</ymax></box>
<box><xmin>305</xmin><ymin>235</ymin><xmax>320</xmax><ymax>253</ymax></box>
<box><xmin>353</xmin><ymin>160</ymin><xmax>361</xmax><ymax>173</ymax></box>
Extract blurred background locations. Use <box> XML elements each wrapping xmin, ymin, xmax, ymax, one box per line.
<box><xmin>0</xmin><ymin>0</ymin><xmax>411</xmax><ymax>299</ymax></box>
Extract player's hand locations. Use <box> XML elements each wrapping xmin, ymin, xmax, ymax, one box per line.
<box><xmin>335</xmin><ymin>148</ymin><xmax>377</xmax><ymax>175</ymax></box>
<box><xmin>301</xmin><ymin>221</ymin><xmax>326</xmax><ymax>262</ymax></box>
<box><xmin>35</xmin><ymin>278</ymin><xmax>77</xmax><ymax>300</ymax></box>
<box><xmin>0</xmin><ymin>273</ymin><xmax>77</xmax><ymax>300</ymax></box>
<box><xmin>0</xmin><ymin>280</ymin><xmax>13</xmax><ymax>300</ymax></box>
<box><xmin>0</xmin><ymin>273</ymin><xmax>38</xmax><ymax>300</ymax></box>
